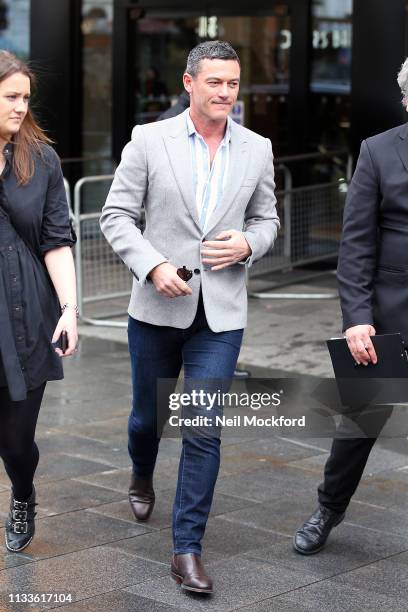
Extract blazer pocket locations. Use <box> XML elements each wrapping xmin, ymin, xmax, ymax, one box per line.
<box><xmin>377</xmin><ymin>265</ymin><xmax>408</xmax><ymax>274</ymax></box>
<box><xmin>375</xmin><ymin>266</ymin><xmax>408</xmax><ymax>286</ymax></box>
<box><xmin>241</xmin><ymin>178</ymin><xmax>257</xmax><ymax>188</ymax></box>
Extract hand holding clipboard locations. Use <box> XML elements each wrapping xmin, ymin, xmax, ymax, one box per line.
<box><xmin>327</xmin><ymin>333</ymin><xmax>408</xmax><ymax>406</ymax></box>
<box><xmin>343</xmin><ymin>324</ymin><xmax>377</xmax><ymax>366</ymax></box>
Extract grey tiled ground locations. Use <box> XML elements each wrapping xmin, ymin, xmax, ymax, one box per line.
<box><xmin>1</xmin><ymin>273</ymin><xmax>407</xmax><ymax>610</ymax></box>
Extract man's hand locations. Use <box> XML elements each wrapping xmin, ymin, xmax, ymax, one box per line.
<box><xmin>201</xmin><ymin>230</ymin><xmax>252</xmax><ymax>271</ymax></box>
<box><xmin>345</xmin><ymin>324</ymin><xmax>377</xmax><ymax>365</ymax></box>
<box><xmin>149</xmin><ymin>263</ymin><xmax>192</xmax><ymax>298</ymax></box>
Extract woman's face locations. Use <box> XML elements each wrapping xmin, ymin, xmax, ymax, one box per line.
<box><xmin>0</xmin><ymin>72</ymin><xmax>30</xmax><ymax>141</ymax></box>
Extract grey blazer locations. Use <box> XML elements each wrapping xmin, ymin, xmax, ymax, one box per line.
<box><xmin>100</xmin><ymin>109</ymin><xmax>279</xmax><ymax>332</ymax></box>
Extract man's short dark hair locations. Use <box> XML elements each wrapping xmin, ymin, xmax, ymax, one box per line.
<box><xmin>186</xmin><ymin>41</ymin><xmax>240</xmax><ymax>77</ymax></box>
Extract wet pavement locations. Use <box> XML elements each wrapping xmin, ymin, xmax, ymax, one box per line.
<box><xmin>0</xmin><ymin>272</ymin><xmax>407</xmax><ymax>611</ymax></box>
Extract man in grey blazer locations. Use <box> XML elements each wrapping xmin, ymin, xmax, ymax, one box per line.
<box><xmin>100</xmin><ymin>41</ymin><xmax>279</xmax><ymax>594</ymax></box>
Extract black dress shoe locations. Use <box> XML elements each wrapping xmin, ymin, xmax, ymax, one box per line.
<box><xmin>128</xmin><ymin>473</ymin><xmax>155</xmax><ymax>521</ymax></box>
<box><xmin>171</xmin><ymin>553</ymin><xmax>213</xmax><ymax>594</ymax></box>
<box><xmin>5</xmin><ymin>486</ymin><xmax>37</xmax><ymax>553</ymax></box>
<box><xmin>293</xmin><ymin>505</ymin><xmax>345</xmax><ymax>555</ymax></box>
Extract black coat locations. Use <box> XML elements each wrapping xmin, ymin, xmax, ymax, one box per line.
<box><xmin>0</xmin><ymin>143</ymin><xmax>75</xmax><ymax>400</ymax></box>
<box><xmin>338</xmin><ymin>122</ymin><xmax>408</xmax><ymax>340</ymax></box>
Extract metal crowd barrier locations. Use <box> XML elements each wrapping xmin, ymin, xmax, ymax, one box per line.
<box><xmin>63</xmin><ymin>177</ymin><xmax>75</xmax><ymax>224</ymax></box>
<box><xmin>70</xmin><ymin>173</ymin><xmax>347</xmax><ymax>326</ymax></box>
<box><xmin>250</xmin><ymin>180</ymin><xmax>346</xmax><ymax>276</ymax></box>
<box><xmin>248</xmin><ymin>180</ymin><xmax>346</xmax><ymax>299</ymax></box>
<box><xmin>73</xmin><ymin>175</ymin><xmax>131</xmax><ymax>326</ymax></box>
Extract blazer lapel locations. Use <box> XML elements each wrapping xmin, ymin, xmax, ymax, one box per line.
<box><xmin>204</xmin><ymin>123</ymin><xmax>248</xmax><ymax>235</ymax></box>
<box><xmin>396</xmin><ymin>122</ymin><xmax>408</xmax><ymax>172</ymax></box>
<box><xmin>162</xmin><ymin>111</ymin><xmax>201</xmax><ymax>231</ymax></box>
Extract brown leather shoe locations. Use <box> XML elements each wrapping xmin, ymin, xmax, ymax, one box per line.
<box><xmin>171</xmin><ymin>553</ymin><xmax>213</xmax><ymax>594</ymax></box>
<box><xmin>128</xmin><ymin>473</ymin><xmax>155</xmax><ymax>521</ymax></box>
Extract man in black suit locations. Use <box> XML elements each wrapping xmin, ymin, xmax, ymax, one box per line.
<box><xmin>293</xmin><ymin>59</ymin><xmax>408</xmax><ymax>554</ymax></box>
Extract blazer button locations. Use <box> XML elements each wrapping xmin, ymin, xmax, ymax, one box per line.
<box><xmin>194</xmin><ymin>269</ymin><xmax>200</xmax><ymax>275</ymax></box>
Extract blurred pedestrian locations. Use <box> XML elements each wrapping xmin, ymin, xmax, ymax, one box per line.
<box><xmin>0</xmin><ymin>51</ymin><xmax>77</xmax><ymax>552</ymax></box>
<box><xmin>157</xmin><ymin>90</ymin><xmax>189</xmax><ymax>120</ymax></box>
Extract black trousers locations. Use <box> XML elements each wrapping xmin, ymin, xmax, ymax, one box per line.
<box><xmin>0</xmin><ymin>383</ymin><xmax>45</xmax><ymax>500</ymax></box>
<box><xmin>318</xmin><ymin>404</ymin><xmax>393</xmax><ymax>513</ymax></box>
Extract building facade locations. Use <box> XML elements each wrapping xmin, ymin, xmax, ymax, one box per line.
<box><xmin>4</xmin><ymin>0</ymin><xmax>408</xmax><ymax>174</ymax></box>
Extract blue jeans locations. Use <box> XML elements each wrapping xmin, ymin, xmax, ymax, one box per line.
<box><xmin>127</xmin><ymin>294</ymin><xmax>243</xmax><ymax>555</ymax></box>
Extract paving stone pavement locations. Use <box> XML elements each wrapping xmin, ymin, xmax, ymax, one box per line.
<box><xmin>0</xmin><ymin>272</ymin><xmax>407</xmax><ymax>611</ymax></box>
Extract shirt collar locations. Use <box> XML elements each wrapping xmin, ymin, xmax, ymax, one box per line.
<box><xmin>187</xmin><ymin>111</ymin><xmax>232</xmax><ymax>144</ymax></box>
<box><xmin>3</xmin><ymin>142</ymin><xmax>13</xmax><ymax>158</ymax></box>
<box><xmin>1</xmin><ymin>142</ymin><xmax>13</xmax><ymax>179</ymax></box>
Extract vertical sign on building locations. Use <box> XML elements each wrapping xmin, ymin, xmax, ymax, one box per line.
<box><xmin>230</xmin><ymin>100</ymin><xmax>245</xmax><ymax>125</ymax></box>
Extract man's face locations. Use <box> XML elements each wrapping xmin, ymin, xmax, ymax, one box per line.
<box><xmin>183</xmin><ymin>58</ymin><xmax>240</xmax><ymax>122</ymax></box>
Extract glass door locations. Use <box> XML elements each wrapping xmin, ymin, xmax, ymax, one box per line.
<box><xmin>126</xmin><ymin>5</ymin><xmax>291</xmax><ymax>153</ymax></box>
<box><xmin>310</xmin><ymin>0</ymin><xmax>353</xmax><ymax>151</ymax></box>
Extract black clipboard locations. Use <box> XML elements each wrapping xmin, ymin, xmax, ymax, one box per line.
<box><xmin>327</xmin><ymin>333</ymin><xmax>408</xmax><ymax>405</ymax></box>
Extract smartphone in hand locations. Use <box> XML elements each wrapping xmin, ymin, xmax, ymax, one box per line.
<box><xmin>52</xmin><ymin>330</ymin><xmax>68</xmax><ymax>354</ymax></box>
<box><xmin>61</xmin><ymin>330</ymin><xmax>68</xmax><ymax>353</ymax></box>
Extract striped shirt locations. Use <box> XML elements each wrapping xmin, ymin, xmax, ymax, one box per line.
<box><xmin>187</xmin><ymin>112</ymin><xmax>232</xmax><ymax>232</ymax></box>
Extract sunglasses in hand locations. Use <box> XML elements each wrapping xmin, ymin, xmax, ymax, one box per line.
<box><xmin>177</xmin><ymin>266</ymin><xmax>193</xmax><ymax>282</ymax></box>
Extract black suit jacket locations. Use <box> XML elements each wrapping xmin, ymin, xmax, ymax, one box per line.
<box><xmin>338</xmin><ymin>122</ymin><xmax>408</xmax><ymax>340</ymax></box>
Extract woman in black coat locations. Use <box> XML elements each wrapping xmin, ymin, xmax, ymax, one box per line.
<box><xmin>0</xmin><ymin>51</ymin><xmax>77</xmax><ymax>552</ymax></box>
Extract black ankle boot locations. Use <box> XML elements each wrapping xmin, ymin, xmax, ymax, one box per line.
<box><xmin>5</xmin><ymin>486</ymin><xmax>37</xmax><ymax>552</ymax></box>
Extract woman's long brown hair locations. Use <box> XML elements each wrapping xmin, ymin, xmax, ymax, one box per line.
<box><xmin>0</xmin><ymin>51</ymin><xmax>52</xmax><ymax>184</ymax></box>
